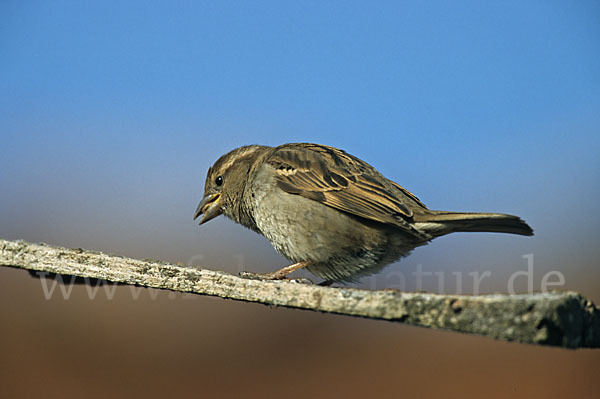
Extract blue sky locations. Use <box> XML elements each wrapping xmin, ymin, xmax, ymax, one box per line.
<box><xmin>1</xmin><ymin>1</ymin><xmax>599</xmax><ymax>295</ymax></box>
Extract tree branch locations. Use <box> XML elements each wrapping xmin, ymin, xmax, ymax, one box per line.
<box><xmin>1</xmin><ymin>238</ymin><xmax>598</xmax><ymax>349</ymax></box>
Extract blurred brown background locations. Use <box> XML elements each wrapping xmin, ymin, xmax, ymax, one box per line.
<box><xmin>2</xmin><ymin>1</ymin><xmax>600</xmax><ymax>397</ymax></box>
<box><xmin>0</xmin><ymin>264</ymin><xmax>598</xmax><ymax>398</ymax></box>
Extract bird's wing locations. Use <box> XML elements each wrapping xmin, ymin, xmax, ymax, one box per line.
<box><xmin>265</xmin><ymin>143</ymin><xmax>429</xmax><ymax>238</ymax></box>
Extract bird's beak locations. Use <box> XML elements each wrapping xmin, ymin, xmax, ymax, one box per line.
<box><xmin>193</xmin><ymin>193</ymin><xmax>222</xmax><ymax>225</ymax></box>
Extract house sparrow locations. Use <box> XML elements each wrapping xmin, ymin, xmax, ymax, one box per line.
<box><xmin>194</xmin><ymin>143</ymin><xmax>533</xmax><ymax>283</ymax></box>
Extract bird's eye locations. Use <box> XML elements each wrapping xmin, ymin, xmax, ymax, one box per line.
<box><xmin>215</xmin><ymin>176</ymin><xmax>223</xmax><ymax>186</ymax></box>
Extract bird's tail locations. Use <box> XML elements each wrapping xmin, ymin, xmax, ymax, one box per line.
<box><xmin>413</xmin><ymin>211</ymin><xmax>534</xmax><ymax>237</ymax></box>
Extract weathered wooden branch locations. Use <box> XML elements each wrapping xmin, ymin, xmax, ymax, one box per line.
<box><xmin>1</xmin><ymin>238</ymin><xmax>598</xmax><ymax>349</ymax></box>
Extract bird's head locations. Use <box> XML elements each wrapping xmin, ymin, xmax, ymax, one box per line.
<box><xmin>194</xmin><ymin>145</ymin><xmax>268</xmax><ymax>225</ymax></box>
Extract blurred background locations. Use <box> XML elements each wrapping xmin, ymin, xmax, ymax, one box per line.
<box><xmin>1</xmin><ymin>1</ymin><xmax>599</xmax><ymax>397</ymax></box>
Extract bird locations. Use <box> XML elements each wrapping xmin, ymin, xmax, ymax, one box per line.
<box><xmin>194</xmin><ymin>143</ymin><xmax>533</xmax><ymax>283</ymax></box>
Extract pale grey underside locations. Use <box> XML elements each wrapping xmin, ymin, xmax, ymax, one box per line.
<box><xmin>243</xmin><ymin>163</ymin><xmax>426</xmax><ymax>282</ymax></box>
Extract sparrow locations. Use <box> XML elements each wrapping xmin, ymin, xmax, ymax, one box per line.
<box><xmin>194</xmin><ymin>143</ymin><xmax>533</xmax><ymax>283</ymax></box>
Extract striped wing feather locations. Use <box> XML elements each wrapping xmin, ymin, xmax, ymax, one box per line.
<box><xmin>266</xmin><ymin>143</ymin><xmax>429</xmax><ymax>239</ymax></box>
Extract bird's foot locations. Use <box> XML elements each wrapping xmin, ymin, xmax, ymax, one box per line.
<box><xmin>239</xmin><ymin>261</ymin><xmax>312</xmax><ymax>283</ymax></box>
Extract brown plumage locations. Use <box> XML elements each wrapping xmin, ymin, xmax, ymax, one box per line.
<box><xmin>194</xmin><ymin>143</ymin><xmax>533</xmax><ymax>282</ymax></box>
